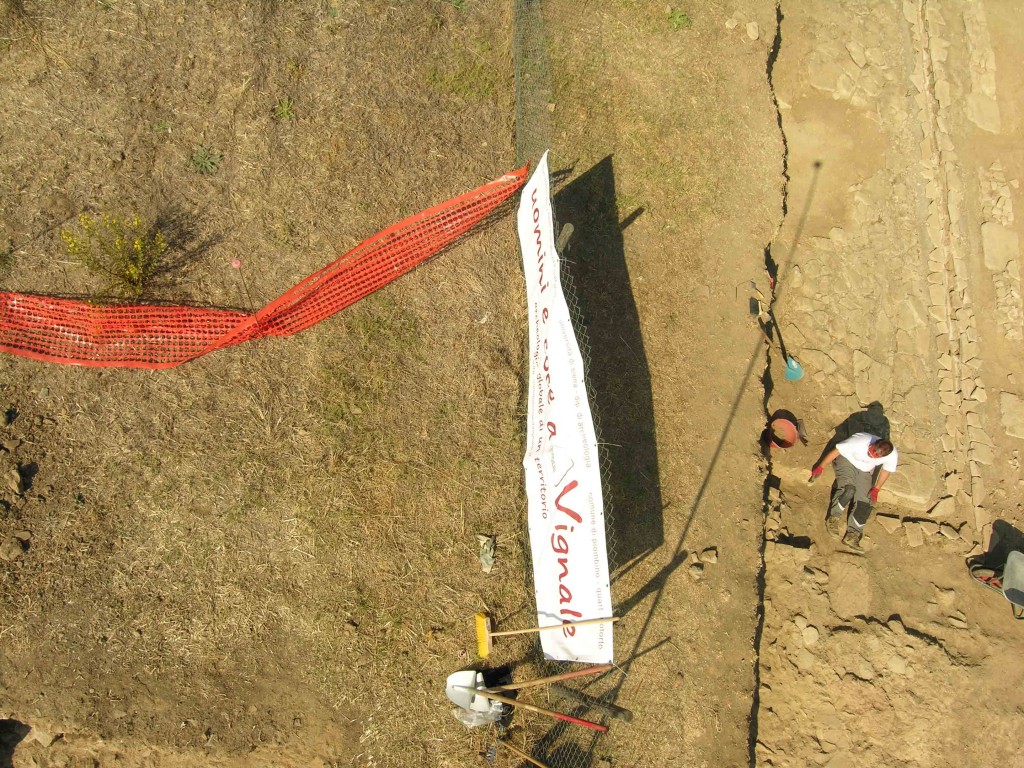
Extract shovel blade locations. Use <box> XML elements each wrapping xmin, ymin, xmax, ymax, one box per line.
<box><xmin>784</xmin><ymin>356</ymin><xmax>804</xmax><ymax>381</ymax></box>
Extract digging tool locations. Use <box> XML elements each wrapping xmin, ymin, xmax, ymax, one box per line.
<box><xmin>483</xmin><ymin>664</ymin><xmax>612</xmax><ymax>692</ymax></box>
<box><xmin>548</xmin><ymin>683</ymin><xmax>634</xmax><ymax>723</ymax></box>
<box><xmin>485</xmin><ymin>740</ymin><xmax>553</xmax><ymax>768</ymax></box>
<box><xmin>757</xmin><ymin>310</ymin><xmax>803</xmax><ymax>381</ymax></box>
<box><xmin>453</xmin><ymin>686</ymin><xmax>609</xmax><ymax>733</ymax></box>
<box><xmin>475</xmin><ymin>613</ymin><xmax>618</xmax><ymax>658</ymax></box>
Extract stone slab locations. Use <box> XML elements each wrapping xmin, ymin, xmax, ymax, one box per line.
<box><xmin>1000</xmin><ymin>391</ymin><xmax>1024</xmax><ymax>438</ymax></box>
<box><xmin>981</xmin><ymin>221</ymin><xmax>1020</xmax><ymax>271</ymax></box>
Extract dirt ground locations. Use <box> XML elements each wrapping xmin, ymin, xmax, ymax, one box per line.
<box><xmin>1</xmin><ymin>1</ymin><xmax>1022</xmax><ymax>767</ymax></box>
<box><xmin>758</xmin><ymin>0</ymin><xmax>1024</xmax><ymax>765</ymax></box>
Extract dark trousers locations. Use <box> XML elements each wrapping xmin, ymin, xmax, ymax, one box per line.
<box><xmin>828</xmin><ymin>455</ymin><xmax>873</xmax><ymax>532</ymax></box>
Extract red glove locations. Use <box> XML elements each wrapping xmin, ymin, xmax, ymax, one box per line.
<box><xmin>869</xmin><ymin>487</ymin><xmax>880</xmax><ymax>503</ymax></box>
<box><xmin>810</xmin><ymin>466</ymin><xmax>823</xmax><ymax>478</ymax></box>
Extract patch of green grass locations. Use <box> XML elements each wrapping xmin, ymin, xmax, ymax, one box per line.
<box><xmin>153</xmin><ymin>119</ymin><xmax>170</xmax><ymax>133</ymax></box>
<box><xmin>667</xmin><ymin>8</ymin><xmax>692</xmax><ymax>30</ymax></box>
<box><xmin>616</xmin><ymin>192</ymin><xmax>648</xmax><ymax>216</ymax></box>
<box><xmin>273</xmin><ymin>97</ymin><xmax>296</xmax><ymax>121</ymax></box>
<box><xmin>428</xmin><ymin>43</ymin><xmax>496</xmax><ymax>102</ymax></box>
<box><xmin>349</xmin><ymin>300</ymin><xmax>420</xmax><ymax>350</ymax></box>
<box><xmin>445</xmin><ymin>0</ymin><xmax>467</xmax><ymax>9</ymax></box>
<box><xmin>189</xmin><ymin>145</ymin><xmax>222</xmax><ymax>174</ymax></box>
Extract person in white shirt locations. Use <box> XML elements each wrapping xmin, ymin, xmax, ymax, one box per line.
<box><xmin>808</xmin><ymin>432</ymin><xmax>898</xmax><ymax>549</ymax></box>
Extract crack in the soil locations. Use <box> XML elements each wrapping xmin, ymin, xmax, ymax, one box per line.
<box><xmin>767</xmin><ymin>1</ymin><xmax>788</xmax><ymax>222</ymax></box>
<box><xmin>749</xmin><ymin>3</ymin><xmax>788</xmax><ymax>766</ymax></box>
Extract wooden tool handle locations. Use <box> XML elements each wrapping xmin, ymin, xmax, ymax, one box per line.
<box><xmin>490</xmin><ymin>616</ymin><xmax>619</xmax><ymax>639</ymax></box>
<box><xmin>549</xmin><ymin>683</ymin><xmax>634</xmax><ymax>723</ymax></box>
<box><xmin>499</xmin><ymin>741</ymin><xmax>552</xmax><ymax>768</ymax></box>
<box><xmin>454</xmin><ymin>686</ymin><xmax>608</xmax><ymax>733</ymax></box>
<box><xmin>485</xmin><ymin>663</ymin><xmax>612</xmax><ymax>692</ymax></box>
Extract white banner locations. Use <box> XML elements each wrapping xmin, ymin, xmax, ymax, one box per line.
<box><xmin>518</xmin><ymin>152</ymin><xmax>613</xmax><ymax>664</ymax></box>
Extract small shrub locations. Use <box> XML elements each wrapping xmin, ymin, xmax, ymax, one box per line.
<box><xmin>61</xmin><ymin>213</ymin><xmax>168</xmax><ymax>298</ymax></box>
<box><xmin>273</xmin><ymin>97</ymin><xmax>297</xmax><ymax>121</ymax></box>
<box><xmin>668</xmin><ymin>8</ymin><xmax>692</xmax><ymax>30</ymax></box>
<box><xmin>189</xmin><ymin>145</ymin><xmax>222</xmax><ymax>174</ymax></box>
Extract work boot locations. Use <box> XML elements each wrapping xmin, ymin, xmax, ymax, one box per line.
<box><xmin>825</xmin><ymin>515</ymin><xmax>843</xmax><ymax>538</ymax></box>
<box><xmin>842</xmin><ymin>529</ymin><xmax>863</xmax><ymax>550</ymax></box>
<box><xmin>829</xmin><ymin>497</ymin><xmax>847</xmax><ymax>518</ymax></box>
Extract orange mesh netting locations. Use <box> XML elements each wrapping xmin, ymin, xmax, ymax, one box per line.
<box><xmin>0</xmin><ymin>167</ymin><xmax>527</xmax><ymax>369</ymax></box>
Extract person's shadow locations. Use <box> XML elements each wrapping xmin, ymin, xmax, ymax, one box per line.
<box><xmin>814</xmin><ymin>401</ymin><xmax>891</xmax><ymax>465</ymax></box>
<box><xmin>553</xmin><ymin>156</ymin><xmax>661</xmax><ymax>570</ymax></box>
<box><xmin>0</xmin><ymin>720</ymin><xmax>30</xmax><ymax>768</ymax></box>
<box><xmin>970</xmin><ymin>519</ymin><xmax>1024</xmax><ymax>569</ymax></box>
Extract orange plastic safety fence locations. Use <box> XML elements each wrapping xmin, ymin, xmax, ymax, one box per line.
<box><xmin>0</xmin><ymin>167</ymin><xmax>527</xmax><ymax>369</ymax></box>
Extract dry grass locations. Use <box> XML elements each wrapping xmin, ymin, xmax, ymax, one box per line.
<box><xmin>0</xmin><ymin>1</ymin><xmax>539</xmax><ymax>765</ymax></box>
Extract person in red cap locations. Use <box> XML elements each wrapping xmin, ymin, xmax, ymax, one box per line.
<box><xmin>808</xmin><ymin>432</ymin><xmax>898</xmax><ymax>549</ymax></box>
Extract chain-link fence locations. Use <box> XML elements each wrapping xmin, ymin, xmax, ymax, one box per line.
<box><xmin>509</xmin><ymin>2</ymin><xmax>626</xmax><ymax>766</ymax></box>
<box><xmin>513</xmin><ymin>0</ymin><xmax>553</xmax><ymax>169</ymax></box>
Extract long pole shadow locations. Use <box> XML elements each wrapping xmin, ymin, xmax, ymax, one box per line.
<box><xmin>525</xmin><ymin>332</ymin><xmax>766</xmax><ymax>766</ymax></box>
<box><xmin>614</xmin><ymin>333</ymin><xmax>765</xmax><ymax>651</ymax></box>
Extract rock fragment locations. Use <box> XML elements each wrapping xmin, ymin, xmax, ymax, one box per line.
<box><xmin>28</xmin><ymin>726</ymin><xmax>63</xmax><ymax>748</ymax></box>
<box><xmin>802</xmin><ymin>625</ymin><xmax>820</xmax><ymax>646</ymax></box>
<box><xmin>0</xmin><ymin>535</ymin><xmax>25</xmax><ymax>561</ymax></box>
<box><xmin>794</xmin><ymin>648</ymin><xmax>816</xmax><ymax>673</ymax></box>
<box><xmin>929</xmin><ymin>495</ymin><xmax>956</xmax><ymax>518</ymax></box>
<box><xmin>939</xmin><ymin>523</ymin><xmax>960</xmax><ymax>540</ymax></box>
<box><xmin>905</xmin><ymin>523</ymin><xmax>925</xmax><ymax>547</ymax></box>
<box><xmin>887</xmin><ymin>655</ymin><xmax>908</xmax><ymax>675</ymax></box>
<box><xmin>846</xmin><ymin>41</ymin><xmax>867</xmax><ymax>67</ymax></box>
<box><xmin>5</xmin><ymin>468</ymin><xmax>23</xmax><ymax>495</ymax></box>
<box><xmin>877</xmin><ymin>513</ymin><xmax>902</xmax><ymax>534</ymax></box>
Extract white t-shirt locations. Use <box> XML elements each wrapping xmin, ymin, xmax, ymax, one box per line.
<box><xmin>836</xmin><ymin>432</ymin><xmax>898</xmax><ymax>473</ymax></box>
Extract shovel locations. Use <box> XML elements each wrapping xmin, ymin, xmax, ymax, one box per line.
<box><xmin>760</xmin><ymin>310</ymin><xmax>803</xmax><ymax>381</ymax></box>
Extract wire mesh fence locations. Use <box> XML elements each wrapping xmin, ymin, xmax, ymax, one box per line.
<box><xmin>514</xmin><ymin>0</ymin><xmax>554</xmax><ymax>169</ymax></box>
<box><xmin>512</xmin><ymin>2</ymin><xmax>626</xmax><ymax>765</ymax></box>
